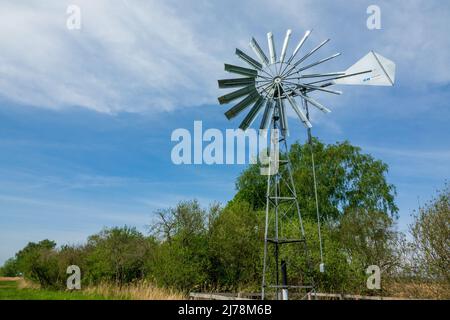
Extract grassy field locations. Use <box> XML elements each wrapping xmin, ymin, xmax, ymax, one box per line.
<box><xmin>0</xmin><ymin>278</ymin><xmax>108</xmax><ymax>300</ymax></box>
<box><xmin>0</xmin><ymin>277</ymin><xmax>184</xmax><ymax>300</ymax></box>
<box><xmin>2</xmin><ymin>277</ymin><xmax>448</xmax><ymax>300</ymax></box>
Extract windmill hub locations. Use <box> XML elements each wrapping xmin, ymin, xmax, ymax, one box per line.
<box><xmin>255</xmin><ymin>61</ymin><xmax>303</xmax><ymax>101</ymax></box>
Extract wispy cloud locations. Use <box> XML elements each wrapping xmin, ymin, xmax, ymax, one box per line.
<box><xmin>0</xmin><ymin>1</ymin><xmax>448</xmax><ymax>114</ymax></box>
<box><xmin>365</xmin><ymin>146</ymin><xmax>450</xmax><ymax>161</ymax></box>
<box><xmin>0</xmin><ymin>1</ymin><xmax>223</xmax><ymax>113</ymax></box>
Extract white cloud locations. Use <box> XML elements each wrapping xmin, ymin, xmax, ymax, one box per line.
<box><xmin>0</xmin><ymin>1</ymin><xmax>225</xmax><ymax>113</ymax></box>
<box><xmin>0</xmin><ymin>0</ymin><xmax>448</xmax><ymax>114</ymax></box>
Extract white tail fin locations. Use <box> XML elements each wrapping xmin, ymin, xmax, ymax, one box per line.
<box><xmin>335</xmin><ymin>51</ymin><xmax>396</xmax><ymax>86</ymax></box>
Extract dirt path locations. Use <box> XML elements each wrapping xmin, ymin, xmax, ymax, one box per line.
<box><xmin>0</xmin><ymin>277</ymin><xmax>22</xmax><ymax>281</ymax></box>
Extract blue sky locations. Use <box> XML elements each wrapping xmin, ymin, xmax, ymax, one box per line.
<box><xmin>0</xmin><ymin>0</ymin><xmax>449</xmax><ymax>264</ymax></box>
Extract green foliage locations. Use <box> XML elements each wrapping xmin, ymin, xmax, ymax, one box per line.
<box><xmin>148</xmin><ymin>200</ymin><xmax>211</xmax><ymax>291</ymax></box>
<box><xmin>334</xmin><ymin>209</ymin><xmax>400</xmax><ymax>273</ymax></box>
<box><xmin>208</xmin><ymin>201</ymin><xmax>263</xmax><ymax>290</ymax></box>
<box><xmin>85</xmin><ymin>226</ymin><xmax>150</xmax><ymax>285</ymax></box>
<box><xmin>260</xmin><ymin>217</ymin><xmax>367</xmax><ymax>294</ymax></box>
<box><xmin>410</xmin><ymin>185</ymin><xmax>450</xmax><ymax>281</ymax></box>
<box><xmin>14</xmin><ymin>240</ymin><xmax>60</xmax><ymax>288</ymax></box>
<box><xmin>0</xmin><ymin>258</ymin><xmax>19</xmax><ymax>277</ymax></box>
<box><xmin>235</xmin><ymin>139</ymin><xmax>398</xmax><ymax>220</ymax></box>
<box><xmin>232</xmin><ymin>138</ymin><xmax>400</xmax><ymax>293</ymax></box>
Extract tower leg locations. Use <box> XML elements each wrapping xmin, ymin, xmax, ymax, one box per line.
<box><xmin>261</xmin><ymin>171</ymin><xmax>271</xmax><ymax>300</ymax></box>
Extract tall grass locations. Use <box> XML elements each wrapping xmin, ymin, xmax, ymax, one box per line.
<box><xmin>9</xmin><ymin>276</ymin><xmax>449</xmax><ymax>300</ymax></box>
<box><xmin>10</xmin><ymin>277</ymin><xmax>185</xmax><ymax>300</ymax></box>
<box><xmin>384</xmin><ymin>280</ymin><xmax>450</xmax><ymax>299</ymax></box>
<box><xmin>17</xmin><ymin>277</ymin><xmax>40</xmax><ymax>290</ymax></box>
<box><xmin>84</xmin><ymin>281</ymin><xmax>185</xmax><ymax>300</ymax></box>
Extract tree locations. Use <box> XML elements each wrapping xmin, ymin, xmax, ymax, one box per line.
<box><xmin>15</xmin><ymin>239</ymin><xmax>59</xmax><ymax>288</ymax></box>
<box><xmin>0</xmin><ymin>258</ymin><xmax>19</xmax><ymax>277</ymax></box>
<box><xmin>410</xmin><ymin>185</ymin><xmax>450</xmax><ymax>282</ymax></box>
<box><xmin>208</xmin><ymin>200</ymin><xmax>263</xmax><ymax>290</ymax></box>
<box><xmin>85</xmin><ymin>226</ymin><xmax>149</xmax><ymax>285</ymax></box>
<box><xmin>151</xmin><ymin>200</ymin><xmax>208</xmax><ymax>245</ymax></box>
<box><xmin>149</xmin><ymin>200</ymin><xmax>211</xmax><ymax>291</ymax></box>
<box><xmin>235</xmin><ymin>138</ymin><xmax>398</xmax><ymax>221</ymax></box>
<box><xmin>334</xmin><ymin>209</ymin><xmax>399</xmax><ymax>271</ymax></box>
<box><xmin>234</xmin><ymin>139</ymin><xmax>400</xmax><ymax>293</ymax></box>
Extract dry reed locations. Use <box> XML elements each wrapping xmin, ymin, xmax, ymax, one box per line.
<box><xmin>84</xmin><ymin>281</ymin><xmax>186</xmax><ymax>300</ymax></box>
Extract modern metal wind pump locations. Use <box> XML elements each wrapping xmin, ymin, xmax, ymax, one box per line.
<box><xmin>217</xmin><ymin>29</ymin><xmax>396</xmax><ymax>300</ymax></box>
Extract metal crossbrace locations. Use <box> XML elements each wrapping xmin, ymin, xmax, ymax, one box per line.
<box><xmin>266</xmin><ymin>238</ymin><xmax>306</xmax><ymax>244</ymax></box>
<box><xmin>268</xmin><ymin>285</ymin><xmax>314</xmax><ymax>289</ymax></box>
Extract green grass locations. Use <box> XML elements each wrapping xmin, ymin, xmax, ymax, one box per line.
<box><xmin>0</xmin><ymin>280</ymin><xmax>110</xmax><ymax>300</ymax></box>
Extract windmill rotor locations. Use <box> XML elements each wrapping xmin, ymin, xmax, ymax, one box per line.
<box><xmin>218</xmin><ymin>29</ymin><xmax>395</xmax><ymax>132</ymax></box>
